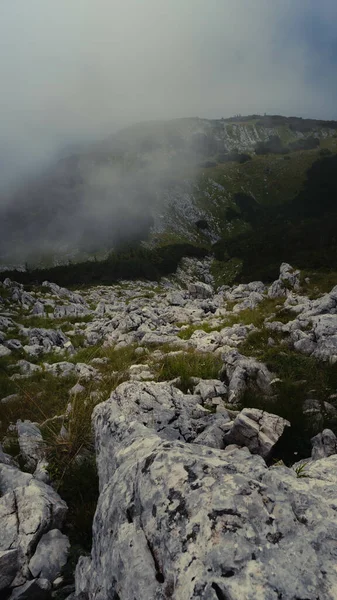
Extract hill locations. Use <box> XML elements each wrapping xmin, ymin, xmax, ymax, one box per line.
<box><xmin>1</xmin><ymin>114</ymin><xmax>337</xmax><ymax>286</ymax></box>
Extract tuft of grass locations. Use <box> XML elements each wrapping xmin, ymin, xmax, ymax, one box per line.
<box><xmin>44</xmin><ymin>391</ymin><xmax>100</xmax><ymax>549</ymax></box>
<box><xmin>178</xmin><ymin>322</ymin><xmax>215</xmax><ymax>340</ymax></box>
<box><xmin>0</xmin><ymin>371</ymin><xmax>78</xmax><ymax>439</ymax></box>
<box><xmin>70</xmin><ymin>333</ymin><xmax>86</xmax><ymax>349</ymax></box>
<box><xmin>238</xmin><ymin>339</ymin><xmax>337</xmax><ymax>464</ymax></box>
<box><xmin>156</xmin><ymin>349</ymin><xmax>222</xmax><ymax>393</ymax></box>
<box><xmin>219</xmin><ymin>297</ymin><xmax>288</xmax><ymax>329</ymax></box>
<box><xmin>294</xmin><ymin>462</ymin><xmax>309</xmax><ymax>478</ymax></box>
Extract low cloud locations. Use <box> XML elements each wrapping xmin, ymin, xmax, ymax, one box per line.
<box><xmin>0</xmin><ymin>0</ymin><xmax>336</xmax><ymax>190</ymax></box>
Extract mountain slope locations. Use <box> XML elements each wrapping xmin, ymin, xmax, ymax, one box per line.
<box><xmin>1</xmin><ymin>114</ymin><xmax>337</xmax><ymax>271</ymax></box>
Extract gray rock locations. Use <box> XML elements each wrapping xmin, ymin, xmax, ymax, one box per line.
<box><xmin>44</xmin><ymin>361</ymin><xmax>99</xmax><ymax>380</ymax></box>
<box><xmin>1</xmin><ymin>393</ymin><xmax>20</xmax><ymax>404</ymax></box>
<box><xmin>303</xmin><ymin>398</ymin><xmax>337</xmax><ymax>431</ymax></box>
<box><xmin>54</xmin><ymin>304</ymin><xmax>90</xmax><ymax>319</ymax></box>
<box><xmin>223</xmin><ymin>408</ymin><xmax>290</xmax><ymax>459</ymax></box>
<box><xmin>0</xmin><ymin>444</ymin><xmax>18</xmax><ymax>467</ymax></box>
<box><xmin>221</xmin><ymin>350</ymin><xmax>274</xmax><ymax>404</ymax></box>
<box><xmin>32</xmin><ymin>301</ymin><xmax>46</xmax><ymax>316</ymax></box>
<box><xmin>188</xmin><ymin>281</ymin><xmax>213</xmax><ymax>299</ymax></box>
<box><xmin>311</xmin><ymin>429</ymin><xmax>337</xmax><ymax>460</ymax></box>
<box><xmin>0</xmin><ymin>463</ymin><xmax>67</xmax><ymax>586</ymax></box>
<box><xmin>42</xmin><ymin>281</ymin><xmax>84</xmax><ymax>305</ymax></box>
<box><xmin>23</xmin><ymin>344</ymin><xmax>43</xmax><ymax>358</ymax></box>
<box><xmin>17</xmin><ymin>420</ymin><xmax>45</xmax><ymax>470</ymax></box>
<box><xmin>14</xmin><ymin>360</ymin><xmax>41</xmax><ymax>377</ymax></box>
<box><xmin>0</xmin><ymin>549</ymin><xmax>18</xmax><ymax>590</ymax></box>
<box><xmin>72</xmin><ymin>398</ymin><xmax>337</xmax><ymax>600</ymax></box>
<box><xmin>69</xmin><ymin>383</ymin><xmax>85</xmax><ymax>396</ymax></box>
<box><xmin>29</xmin><ymin>529</ymin><xmax>70</xmax><ymax>581</ymax></box>
<box><xmin>5</xmin><ymin>339</ymin><xmax>23</xmax><ymax>351</ymax></box>
<box><xmin>9</xmin><ymin>578</ymin><xmax>51</xmax><ymax>599</ymax></box>
<box><xmin>193</xmin><ymin>379</ymin><xmax>227</xmax><ymax>402</ymax></box>
<box><xmin>25</xmin><ymin>327</ymin><xmax>71</xmax><ymax>354</ymax></box>
<box><xmin>268</xmin><ymin>262</ymin><xmax>300</xmax><ymax>299</ymax></box>
<box><xmin>166</xmin><ymin>292</ymin><xmax>186</xmax><ymax>306</ymax></box>
<box><xmin>0</xmin><ymin>344</ymin><xmax>11</xmax><ymax>357</ymax></box>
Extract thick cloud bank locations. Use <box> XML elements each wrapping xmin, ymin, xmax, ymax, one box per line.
<box><xmin>1</xmin><ymin>0</ymin><xmax>337</xmax><ymax>189</ymax></box>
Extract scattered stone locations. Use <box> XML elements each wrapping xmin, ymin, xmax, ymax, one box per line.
<box><xmin>1</xmin><ymin>393</ymin><xmax>20</xmax><ymax>404</ymax></box>
<box><xmin>311</xmin><ymin>429</ymin><xmax>337</xmax><ymax>460</ymax></box>
<box><xmin>17</xmin><ymin>420</ymin><xmax>45</xmax><ymax>470</ymax></box>
<box><xmin>29</xmin><ymin>529</ymin><xmax>70</xmax><ymax>581</ymax></box>
<box><xmin>69</xmin><ymin>383</ymin><xmax>85</xmax><ymax>396</ymax></box>
<box><xmin>188</xmin><ymin>281</ymin><xmax>213</xmax><ymax>299</ymax></box>
<box><xmin>193</xmin><ymin>379</ymin><xmax>227</xmax><ymax>402</ymax></box>
<box><xmin>0</xmin><ymin>344</ymin><xmax>11</xmax><ymax>357</ymax></box>
<box><xmin>223</xmin><ymin>408</ymin><xmax>290</xmax><ymax>459</ymax></box>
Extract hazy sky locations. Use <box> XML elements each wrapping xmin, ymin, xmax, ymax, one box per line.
<box><xmin>1</xmin><ymin>0</ymin><xmax>337</xmax><ymax>183</ymax></box>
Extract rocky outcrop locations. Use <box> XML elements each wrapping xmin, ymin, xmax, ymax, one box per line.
<box><xmin>0</xmin><ymin>458</ymin><xmax>68</xmax><ymax>595</ymax></box>
<box><xmin>71</xmin><ymin>387</ymin><xmax>337</xmax><ymax>600</ymax></box>
<box><xmin>267</xmin><ymin>282</ymin><xmax>337</xmax><ymax>362</ymax></box>
<box><xmin>268</xmin><ymin>262</ymin><xmax>301</xmax><ymax>298</ymax></box>
<box><xmin>223</xmin><ymin>408</ymin><xmax>290</xmax><ymax>459</ymax></box>
<box><xmin>220</xmin><ymin>350</ymin><xmax>274</xmax><ymax>404</ymax></box>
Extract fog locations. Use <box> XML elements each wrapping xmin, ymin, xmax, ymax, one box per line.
<box><xmin>0</xmin><ymin>0</ymin><xmax>336</xmax><ymax>263</ymax></box>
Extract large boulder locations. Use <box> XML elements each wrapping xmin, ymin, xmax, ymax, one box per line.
<box><xmin>72</xmin><ymin>396</ymin><xmax>337</xmax><ymax>599</ymax></box>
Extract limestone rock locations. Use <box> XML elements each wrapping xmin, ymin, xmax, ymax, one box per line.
<box><xmin>311</xmin><ymin>429</ymin><xmax>337</xmax><ymax>460</ymax></box>
<box><xmin>17</xmin><ymin>420</ymin><xmax>45</xmax><ymax>470</ymax></box>
<box><xmin>29</xmin><ymin>529</ymin><xmax>70</xmax><ymax>581</ymax></box>
<box><xmin>193</xmin><ymin>379</ymin><xmax>227</xmax><ymax>402</ymax></box>
<box><xmin>0</xmin><ymin>344</ymin><xmax>11</xmax><ymax>357</ymax></box>
<box><xmin>9</xmin><ymin>577</ymin><xmax>51</xmax><ymax>599</ymax></box>
<box><xmin>0</xmin><ymin>462</ymin><xmax>67</xmax><ymax>588</ymax></box>
<box><xmin>188</xmin><ymin>281</ymin><xmax>213</xmax><ymax>299</ymax></box>
<box><xmin>72</xmin><ymin>403</ymin><xmax>337</xmax><ymax>600</ymax></box>
<box><xmin>0</xmin><ymin>549</ymin><xmax>18</xmax><ymax>590</ymax></box>
<box><xmin>221</xmin><ymin>350</ymin><xmax>274</xmax><ymax>404</ymax></box>
<box><xmin>223</xmin><ymin>408</ymin><xmax>290</xmax><ymax>459</ymax></box>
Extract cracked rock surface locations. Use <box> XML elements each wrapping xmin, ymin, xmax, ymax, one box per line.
<box><xmin>0</xmin><ymin>455</ymin><xmax>68</xmax><ymax>593</ymax></box>
<box><xmin>71</xmin><ymin>391</ymin><xmax>337</xmax><ymax>599</ymax></box>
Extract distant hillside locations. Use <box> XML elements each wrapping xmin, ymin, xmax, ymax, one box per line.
<box><xmin>1</xmin><ymin>114</ymin><xmax>337</xmax><ymax>282</ymax></box>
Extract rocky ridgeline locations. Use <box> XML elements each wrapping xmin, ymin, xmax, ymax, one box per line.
<box><xmin>0</xmin><ymin>260</ymin><xmax>337</xmax><ymax>598</ymax></box>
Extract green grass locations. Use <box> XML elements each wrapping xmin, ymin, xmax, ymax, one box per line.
<box><xmin>220</xmin><ymin>297</ymin><xmax>287</xmax><ymax>329</ymax></box>
<box><xmin>300</xmin><ymin>269</ymin><xmax>337</xmax><ymax>299</ymax></box>
<box><xmin>211</xmin><ymin>258</ymin><xmax>243</xmax><ymax>289</ymax></box>
<box><xmin>177</xmin><ymin>322</ymin><xmax>215</xmax><ymax>340</ymax></box>
<box><xmin>156</xmin><ymin>349</ymin><xmax>222</xmax><ymax>393</ymax></box>
<box><xmin>238</xmin><ymin>331</ymin><xmax>337</xmax><ymax>463</ymax></box>
<box><xmin>70</xmin><ymin>333</ymin><xmax>86</xmax><ymax>349</ymax></box>
<box><xmin>0</xmin><ymin>370</ymin><xmax>78</xmax><ymax>440</ymax></box>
